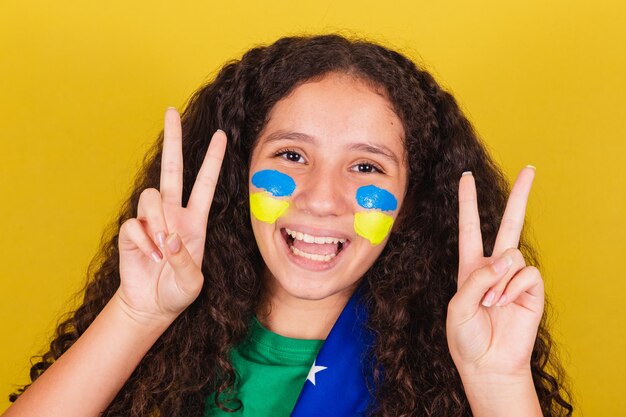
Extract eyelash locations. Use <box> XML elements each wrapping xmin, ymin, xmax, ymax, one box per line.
<box><xmin>273</xmin><ymin>148</ymin><xmax>385</xmax><ymax>174</ymax></box>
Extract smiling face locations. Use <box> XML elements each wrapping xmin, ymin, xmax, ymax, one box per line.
<box><xmin>249</xmin><ymin>72</ymin><xmax>408</xmax><ymax>303</ymax></box>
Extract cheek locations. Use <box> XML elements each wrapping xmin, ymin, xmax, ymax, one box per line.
<box><xmin>249</xmin><ymin>169</ymin><xmax>296</xmax><ymax>224</ymax></box>
<box><xmin>250</xmin><ymin>193</ymin><xmax>289</xmax><ymax>223</ymax></box>
<box><xmin>354</xmin><ymin>212</ymin><xmax>395</xmax><ymax>245</ymax></box>
<box><xmin>353</xmin><ymin>185</ymin><xmax>398</xmax><ymax>245</ymax></box>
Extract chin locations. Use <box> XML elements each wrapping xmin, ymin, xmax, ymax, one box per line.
<box><xmin>277</xmin><ymin>274</ymin><xmax>361</xmax><ymax>304</ymax></box>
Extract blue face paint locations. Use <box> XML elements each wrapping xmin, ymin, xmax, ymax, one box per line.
<box><xmin>356</xmin><ymin>185</ymin><xmax>398</xmax><ymax>211</ymax></box>
<box><xmin>251</xmin><ymin>169</ymin><xmax>296</xmax><ymax>197</ymax></box>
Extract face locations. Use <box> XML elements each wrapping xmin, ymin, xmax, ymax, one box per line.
<box><xmin>249</xmin><ymin>72</ymin><xmax>408</xmax><ymax>303</ymax></box>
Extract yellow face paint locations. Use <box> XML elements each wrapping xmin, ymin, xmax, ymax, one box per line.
<box><xmin>354</xmin><ymin>211</ymin><xmax>394</xmax><ymax>245</ymax></box>
<box><xmin>250</xmin><ymin>192</ymin><xmax>290</xmax><ymax>224</ymax></box>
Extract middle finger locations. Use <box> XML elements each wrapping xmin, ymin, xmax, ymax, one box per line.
<box><xmin>492</xmin><ymin>166</ymin><xmax>535</xmax><ymax>255</ymax></box>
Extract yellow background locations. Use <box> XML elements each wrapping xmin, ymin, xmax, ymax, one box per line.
<box><xmin>1</xmin><ymin>0</ymin><xmax>624</xmax><ymax>414</ymax></box>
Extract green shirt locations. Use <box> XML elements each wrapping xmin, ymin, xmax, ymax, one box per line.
<box><xmin>204</xmin><ymin>317</ymin><xmax>324</xmax><ymax>416</ymax></box>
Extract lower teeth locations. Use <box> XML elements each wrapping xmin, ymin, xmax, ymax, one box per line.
<box><xmin>290</xmin><ymin>245</ymin><xmax>336</xmax><ymax>262</ymax></box>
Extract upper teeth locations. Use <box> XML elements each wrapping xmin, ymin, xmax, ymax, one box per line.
<box><xmin>285</xmin><ymin>228</ymin><xmax>347</xmax><ymax>244</ymax></box>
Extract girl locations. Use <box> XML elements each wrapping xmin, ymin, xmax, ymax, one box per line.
<box><xmin>5</xmin><ymin>34</ymin><xmax>573</xmax><ymax>417</ymax></box>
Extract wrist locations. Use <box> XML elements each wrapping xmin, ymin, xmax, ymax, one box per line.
<box><xmin>110</xmin><ymin>290</ymin><xmax>177</xmax><ymax>333</ymax></box>
<box><xmin>459</xmin><ymin>370</ymin><xmax>542</xmax><ymax>417</ymax></box>
<box><xmin>457</xmin><ymin>365</ymin><xmax>533</xmax><ymax>384</ymax></box>
<box><xmin>459</xmin><ymin>369</ymin><xmax>534</xmax><ymax>392</ymax></box>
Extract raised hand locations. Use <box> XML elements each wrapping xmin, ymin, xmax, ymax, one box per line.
<box><xmin>116</xmin><ymin>108</ymin><xmax>227</xmax><ymax>325</ymax></box>
<box><xmin>446</xmin><ymin>166</ymin><xmax>545</xmax><ymax>378</ymax></box>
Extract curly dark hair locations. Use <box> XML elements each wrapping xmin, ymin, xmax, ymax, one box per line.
<box><xmin>10</xmin><ymin>34</ymin><xmax>574</xmax><ymax>416</ymax></box>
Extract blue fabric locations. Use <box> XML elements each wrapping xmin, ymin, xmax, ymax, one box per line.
<box><xmin>290</xmin><ymin>287</ymin><xmax>375</xmax><ymax>417</ymax></box>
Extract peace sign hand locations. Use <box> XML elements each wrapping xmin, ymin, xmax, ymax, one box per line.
<box><xmin>446</xmin><ymin>167</ymin><xmax>545</xmax><ymax>378</ymax></box>
<box><xmin>116</xmin><ymin>108</ymin><xmax>227</xmax><ymax>327</ymax></box>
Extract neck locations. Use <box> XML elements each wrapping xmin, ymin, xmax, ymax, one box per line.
<box><xmin>257</xmin><ymin>275</ymin><xmax>359</xmax><ymax>340</ymax></box>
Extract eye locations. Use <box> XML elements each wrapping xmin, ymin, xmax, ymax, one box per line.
<box><xmin>351</xmin><ymin>161</ymin><xmax>385</xmax><ymax>174</ymax></box>
<box><xmin>274</xmin><ymin>148</ymin><xmax>306</xmax><ymax>164</ymax></box>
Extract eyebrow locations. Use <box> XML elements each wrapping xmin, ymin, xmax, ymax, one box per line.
<box><xmin>263</xmin><ymin>130</ymin><xmax>400</xmax><ymax>168</ymax></box>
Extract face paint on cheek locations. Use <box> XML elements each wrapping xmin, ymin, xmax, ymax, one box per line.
<box><xmin>353</xmin><ymin>185</ymin><xmax>398</xmax><ymax>245</ymax></box>
<box><xmin>249</xmin><ymin>169</ymin><xmax>296</xmax><ymax>224</ymax></box>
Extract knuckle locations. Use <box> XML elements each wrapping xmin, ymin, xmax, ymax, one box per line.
<box><xmin>466</xmin><ymin>270</ymin><xmax>485</xmax><ymax>287</ymax></box>
<box><xmin>138</xmin><ymin>189</ymin><xmax>165</xmax><ymax>225</ymax></box>
<box><xmin>447</xmin><ymin>297</ymin><xmax>459</xmax><ymax>314</ymax></box>
<box><xmin>513</xmin><ymin>249</ymin><xmax>526</xmax><ymax>267</ymax></box>
<box><xmin>178</xmin><ymin>277</ymin><xmax>202</xmax><ymax>299</ymax></box>
<box><xmin>206</xmin><ymin>153</ymin><xmax>225</xmax><ymax>166</ymax></box>
<box><xmin>162</xmin><ymin>160</ymin><xmax>182</xmax><ymax>175</ymax></box>
<box><xmin>459</xmin><ymin>220</ymin><xmax>480</xmax><ymax>234</ymax></box>
<box><xmin>121</xmin><ymin>218</ymin><xmax>139</xmax><ymax>233</ymax></box>
<box><xmin>197</xmin><ymin>174</ymin><xmax>217</xmax><ymax>190</ymax></box>
<box><xmin>446</xmin><ymin>302</ymin><xmax>456</xmax><ymax>316</ymax></box>
<box><xmin>503</xmin><ymin>247</ymin><xmax>526</xmax><ymax>267</ymax></box>
<box><xmin>500</xmin><ymin>217</ymin><xmax>522</xmax><ymax>231</ymax></box>
<box><xmin>139</xmin><ymin>187</ymin><xmax>160</xmax><ymax>202</ymax></box>
<box><xmin>525</xmin><ymin>266</ymin><xmax>542</xmax><ymax>282</ymax></box>
<box><xmin>174</xmin><ymin>252</ymin><xmax>193</xmax><ymax>270</ymax></box>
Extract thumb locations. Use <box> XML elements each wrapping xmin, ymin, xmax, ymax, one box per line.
<box><xmin>163</xmin><ymin>232</ymin><xmax>203</xmax><ymax>299</ymax></box>
<box><xmin>449</xmin><ymin>253</ymin><xmax>513</xmax><ymax>319</ymax></box>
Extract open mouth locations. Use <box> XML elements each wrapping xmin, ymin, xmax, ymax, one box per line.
<box><xmin>280</xmin><ymin>227</ymin><xmax>349</xmax><ymax>263</ymax></box>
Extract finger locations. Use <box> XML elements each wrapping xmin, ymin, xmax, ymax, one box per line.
<box><xmin>481</xmin><ymin>248</ymin><xmax>526</xmax><ymax>307</ymax></box>
<box><xmin>187</xmin><ymin>129</ymin><xmax>227</xmax><ymax>219</ymax></box>
<box><xmin>458</xmin><ymin>171</ymin><xmax>484</xmax><ymax>277</ymax></box>
<box><xmin>118</xmin><ymin>218</ymin><xmax>163</xmax><ymax>263</ymax></box>
<box><xmin>160</xmin><ymin>107</ymin><xmax>184</xmax><ymax>206</ymax></box>
<box><xmin>493</xmin><ymin>166</ymin><xmax>535</xmax><ymax>255</ymax></box>
<box><xmin>495</xmin><ymin>266</ymin><xmax>544</xmax><ymax>312</ymax></box>
<box><xmin>448</xmin><ymin>252</ymin><xmax>514</xmax><ymax>320</ymax></box>
<box><xmin>163</xmin><ymin>232</ymin><xmax>204</xmax><ymax>299</ymax></box>
<box><xmin>136</xmin><ymin>188</ymin><xmax>169</xmax><ymax>248</ymax></box>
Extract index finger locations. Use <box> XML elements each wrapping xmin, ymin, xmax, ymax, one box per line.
<box><xmin>492</xmin><ymin>166</ymin><xmax>536</xmax><ymax>255</ymax></box>
<box><xmin>458</xmin><ymin>171</ymin><xmax>484</xmax><ymax>275</ymax></box>
<box><xmin>160</xmin><ymin>108</ymin><xmax>184</xmax><ymax>206</ymax></box>
<box><xmin>186</xmin><ymin>129</ymin><xmax>227</xmax><ymax>219</ymax></box>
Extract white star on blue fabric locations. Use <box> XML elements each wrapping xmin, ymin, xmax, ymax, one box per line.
<box><xmin>306</xmin><ymin>360</ymin><xmax>328</xmax><ymax>385</ymax></box>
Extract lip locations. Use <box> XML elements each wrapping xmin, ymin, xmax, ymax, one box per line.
<box><xmin>277</xmin><ymin>224</ymin><xmax>352</xmax><ymax>272</ymax></box>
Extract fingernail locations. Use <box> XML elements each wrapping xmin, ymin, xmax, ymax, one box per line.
<box><xmin>167</xmin><ymin>106</ymin><xmax>176</xmax><ymax>110</ymax></box>
<box><xmin>166</xmin><ymin>233</ymin><xmax>181</xmax><ymax>254</ymax></box>
<box><xmin>216</xmin><ymin>128</ymin><xmax>225</xmax><ymax>134</ymax></box>
<box><xmin>492</xmin><ymin>255</ymin><xmax>513</xmax><ymax>275</ymax></box>
<box><xmin>156</xmin><ymin>231</ymin><xmax>166</xmax><ymax>248</ymax></box>
<box><xmin>526</xmin><ymin>164</ymin><xmax>536</xmax><ymax>170</ymax></box>
<box><xmin>482</xmin><ymin>290</ymin><xmax>496</xmax><ymax>307</ymax></box>
<box><xmin>151</xmin><ymin>251</ymin><xmax>162</xmax><ymax>263</ymax></box>
<box><xmin>462</xmin><ymin>171</ymin><xmax>472</xmax><ymax>177</ymax></box>
<box><xmin>496</xmin><ymin>294</ymin><xmax>508</xmax><ymax>306</ymax></box>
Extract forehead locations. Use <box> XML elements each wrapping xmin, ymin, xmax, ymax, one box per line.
<box><xmin>256</xmin><ymin>73</ymin><xmax>406</xmax><ymax>157</ymax></box>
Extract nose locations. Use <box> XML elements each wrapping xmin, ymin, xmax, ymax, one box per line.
<box><xmin>291</xmin><ymin>168</ymin><xmax>351</xmax><ymax>218</ymax></box>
